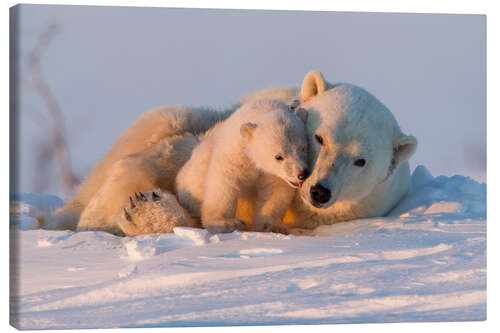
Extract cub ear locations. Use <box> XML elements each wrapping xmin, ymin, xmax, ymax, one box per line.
<box><xmin>294</xmin><ymin>108</ymin><xmax>308</xmax><ymax>123</ymax></box>
<box><xmin>300</xmin><ymin>70</ymin><xmax>327</xmax><ymax>102</ymax></box>
<box><xmin>393</xmin><ymin>134</ymin><xmax>418</xmax><ymax>166</ymax></box>
<box><xmin>240</xmin><ymin>122</ymin><xmax>258</xmax><ymax>140</ymax></box>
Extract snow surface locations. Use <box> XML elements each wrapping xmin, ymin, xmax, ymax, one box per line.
<box><xmin>9</xmin><ymin>166</ymin><xmax>486</xmax><ymax>329</ymax></box>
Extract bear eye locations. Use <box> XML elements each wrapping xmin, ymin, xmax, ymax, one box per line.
<box><xmin>354</xmin><ymin>158</ymin><xmax>366</xmax><ymax>167</ymax></box>
<box><xmin>315</xmin><ymin>134</ymin><xmax>324</xmax><ymax>145</ymax></box>
<box><xmin>275</xmin><ymin>154</ymin><xmax>284</xmax><ymax>161</ymax></box>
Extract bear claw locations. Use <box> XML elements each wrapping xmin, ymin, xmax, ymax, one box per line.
<box><xmin>123</xmin><ymin>208</ymin><xmax>132</xmax><ymax>221</ymax></box>
<box><xmin>124</xmin><ymin>190</ymin><xmax>168</xmax><ymax>227</ymax></box>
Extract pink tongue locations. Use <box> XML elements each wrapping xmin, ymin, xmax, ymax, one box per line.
<box><xmin>297</xmin><ymin>182</ymin><xmax>303</xmax><ymax>188</ymax></box>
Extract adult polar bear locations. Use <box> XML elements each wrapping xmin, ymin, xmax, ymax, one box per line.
<box><xmin>39</xmin><ymin>71</ymin><xmax>417</xmax><ymax>234</ymax></box>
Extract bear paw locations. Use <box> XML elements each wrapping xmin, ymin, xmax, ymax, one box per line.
<box><xmin>117</xmin><ymin>190</ymin><xmax>199</xmax><ymax>236</ymax></box>
<box><xmin>203</xmin><ymin>218</ymin><xmax>247</xmax><ymax>234</ymax></box>
<box><xmin>253</xmin><ymin>220</ymin><xmax>289</xmax><ymax>235</ymax></box>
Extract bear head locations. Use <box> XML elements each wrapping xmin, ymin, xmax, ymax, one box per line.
<box><xmin>297</xmin><ymin>71</ymin><xmax>417</xmax><ymax>210</ymax></box>
<box><xmin>240</xmin><ymin>101</ymin><xmax>310</xmax><ymax>189</ymax></box>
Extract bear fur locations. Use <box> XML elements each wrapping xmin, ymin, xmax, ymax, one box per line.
<box><xmin>76</xmin><ymin>134</ymin><xmax>201</xmax><ymax>235</ymax></box>
<box><xmin>176</xmin><ymin>99</ymin><xmax>309</xmax><ymax>234</ymax></box>
<box><xmin>39</xmin><ymin>70</ymin><xmax>416</xmax><ymax>235</ymax></box>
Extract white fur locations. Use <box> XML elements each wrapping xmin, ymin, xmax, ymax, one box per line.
<box><xmin>75</xmin><ymin>134</ymin><xmax>200</xmax><ymax>233</ymax></box>
<box><xmin>176</xmin><ymin>99</ymin><xmax>308</xmax><ymax>234</ymax></box>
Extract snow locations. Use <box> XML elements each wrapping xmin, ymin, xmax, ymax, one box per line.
<box><xmin>9</xmin><ymin>193</ymin><xmax>63</xmax><ymax>231</ymax></box>
<box><xmin>9</xmin><ymin>166</ymin><xmax>486</xmax><ymax>329</ymax></box>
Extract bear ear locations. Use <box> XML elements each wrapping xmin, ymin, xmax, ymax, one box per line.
<box><xmin>300</xmin><ymin>70</ymin><xmax>327</xmax><ymax>102</ymax></box>
<box><xmin>392</xmin><ymin>134</ymin><xmax>418</xmax><ymax>166</ymax></box>
<box><xmin>240</xmin><ymin>122</ymin><xmax>258</xmax><ymax>140</ymax></box>
<box><xmin>294</xmin><ymin>108</ymin><xmax>308</xmax><ymax>123</ymax></box>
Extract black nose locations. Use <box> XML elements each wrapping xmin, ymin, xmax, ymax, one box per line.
<box><xmin>298</xmin><ymin>169</ymin><xmax>311</xmax><ymax>181</ymax></box>
<box><xmin>310</xmin><ymin>183</ymin><xmax>331</xmax><ymax>204</ymax></box>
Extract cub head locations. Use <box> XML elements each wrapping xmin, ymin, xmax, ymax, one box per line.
<box><xmin>240</xmin><ymin>101</ymin><xmax>310</xmax><ymax>189</ymax></box>
<box><xmin>297</xmin><ymin>71</ymin><xmax>417</xmax><ymax>209</ymax></box>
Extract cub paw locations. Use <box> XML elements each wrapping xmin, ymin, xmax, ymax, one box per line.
<box><xmin>204</xmin><ymin>218</ymin><xmax>247</xmax><ymax>234</ymax></box>
<box><xmin>253</xmin><ymin>220</ymin><xmax>289</xmax><ymax>235</ymax></box>
<box><xmin>117</xmin><ymin>189</ymin><xmax>200</xmax><ymax>236</ymax></box>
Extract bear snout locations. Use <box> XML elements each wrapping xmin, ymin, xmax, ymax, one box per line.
<box><xmin>298</xmin><ymin>169</ymin><xmax>311</xmax><ymax>181</ymax></box>
<box><xmin>310</xmin><ymin>183</ymin><xmax>331</xmax><ymax>206</ymax></box>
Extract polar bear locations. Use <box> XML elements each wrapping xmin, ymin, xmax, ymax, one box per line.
<box><xmin>175</xmin><ymin>99</ymin><xmax>309</xmax><ymax>234</ymax></box>
<box><xmin>39</xmin><ymin>70</ymin><xmax>416</xmax><ymax>235</ymax></box>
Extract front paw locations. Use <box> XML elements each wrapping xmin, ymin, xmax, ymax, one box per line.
<box><xmin>204</xmin><ymin>218</ymin><xmax>247</xmax><ymax>234</ymax></box>
<box><xmin>253</xmin><ymin>220</ymin><xmax>289</xmax><ymax>235</ymax></box>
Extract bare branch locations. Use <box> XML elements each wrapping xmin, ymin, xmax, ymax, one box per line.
<box><xmin>27</xmin><ymin>22</ymin><xmax>80</xmax><ymax>197</ymax></box>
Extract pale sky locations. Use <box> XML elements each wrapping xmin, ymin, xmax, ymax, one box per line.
<box><xmin>13</xmin><ymin>5</ymin><xmax>486</xmax><ymax>197</ymax></box>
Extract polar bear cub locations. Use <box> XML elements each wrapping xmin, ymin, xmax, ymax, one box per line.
<box><xmin>176</xmin><ymin>99</ymin><xmax>309</xmax><ymax>234</ymax></box>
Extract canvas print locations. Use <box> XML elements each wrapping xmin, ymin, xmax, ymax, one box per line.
<box><xmin>9</xmin><ymin>4</ymin><xmax>486</xmax><ymax>329</ymax></box>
